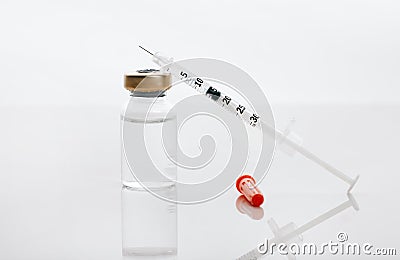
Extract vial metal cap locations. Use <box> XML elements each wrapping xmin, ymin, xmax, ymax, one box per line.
<box><xmin>124</xmin><ymin>69</ymin><xmax>172</xmax><ymax>92</ymax></box>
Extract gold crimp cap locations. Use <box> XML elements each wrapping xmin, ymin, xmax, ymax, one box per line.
<box><xmin>124</xmin><ymin>69</ymin><xmax>172</xmax><ymax>92</ymax></box>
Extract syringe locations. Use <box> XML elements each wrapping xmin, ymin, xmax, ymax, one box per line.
<box><xmin>139</xmin><ymin>46</ymin><xmax>359</xmax><ymax>192</ymax></box>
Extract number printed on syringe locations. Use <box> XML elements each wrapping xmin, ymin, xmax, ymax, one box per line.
<box><xmin>177</xmin><ymin>68</ymin><xmax>261</xmax><ymax>128</ymax></box>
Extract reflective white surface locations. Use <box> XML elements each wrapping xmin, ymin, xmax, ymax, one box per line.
<box><xmin>0</xmin><ymin>104</ymin><xmax>398</xmax><ymax>259</ymax></box>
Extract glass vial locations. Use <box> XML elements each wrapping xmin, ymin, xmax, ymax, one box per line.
<box><xmin>121</xmin><ymin>70</ymin><xmax>177</xmax><ymax>258</ymax></box>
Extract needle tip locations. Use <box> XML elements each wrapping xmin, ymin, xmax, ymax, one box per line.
<box><xmin>138</xmin><ymin>45</ymin><xmax>154</xmax><ymax>56</ymax></box>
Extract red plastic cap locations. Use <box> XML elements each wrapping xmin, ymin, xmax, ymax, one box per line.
<box><xmin>236</xmin><ymin>174</ymin><xmax>255</xmax><ymax>192</ymax></box>
<box><xmin>251</xmin><ymin>193</ymin><xmax>264</xmax><ymax>207</ymax></box>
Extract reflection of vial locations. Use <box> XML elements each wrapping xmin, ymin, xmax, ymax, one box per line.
<box><xmin>121</xmin><ymin>70</ymin><xmax>177</xmax><ymax>258</ymax></box>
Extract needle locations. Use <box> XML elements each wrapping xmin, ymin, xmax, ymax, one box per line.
<box><xmin>139</xmin><ymin>45</ymin><xmax>154</xmax><ymax>56</ymax></box>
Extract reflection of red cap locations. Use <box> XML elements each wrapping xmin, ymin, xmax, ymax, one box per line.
<box><xmin>236</xmin><ymin>175</ymin><xmax>255</xmax><ymax>192</ymax></box>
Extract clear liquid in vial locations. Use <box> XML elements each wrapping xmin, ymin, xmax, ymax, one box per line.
<box><xmin>121</xmin><ymin>116</ymin><xmax>177</xmax><ymax>259</ymax></box>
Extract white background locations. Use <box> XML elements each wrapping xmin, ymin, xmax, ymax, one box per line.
<box><xmin>1</xmin><ymin>0</ymin><xmax>399</xmax><ymax>106</ymax></box>
<box><xmin>0</xmin><ymin>0</ymin><xmax>399</xmax><ymax>259</ymax></box>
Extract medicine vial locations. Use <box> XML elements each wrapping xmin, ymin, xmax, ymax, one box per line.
<box><xmin>121</xmin><ymin>70</ymin><xmax>177</xmax><ymax>258</ymax></box>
